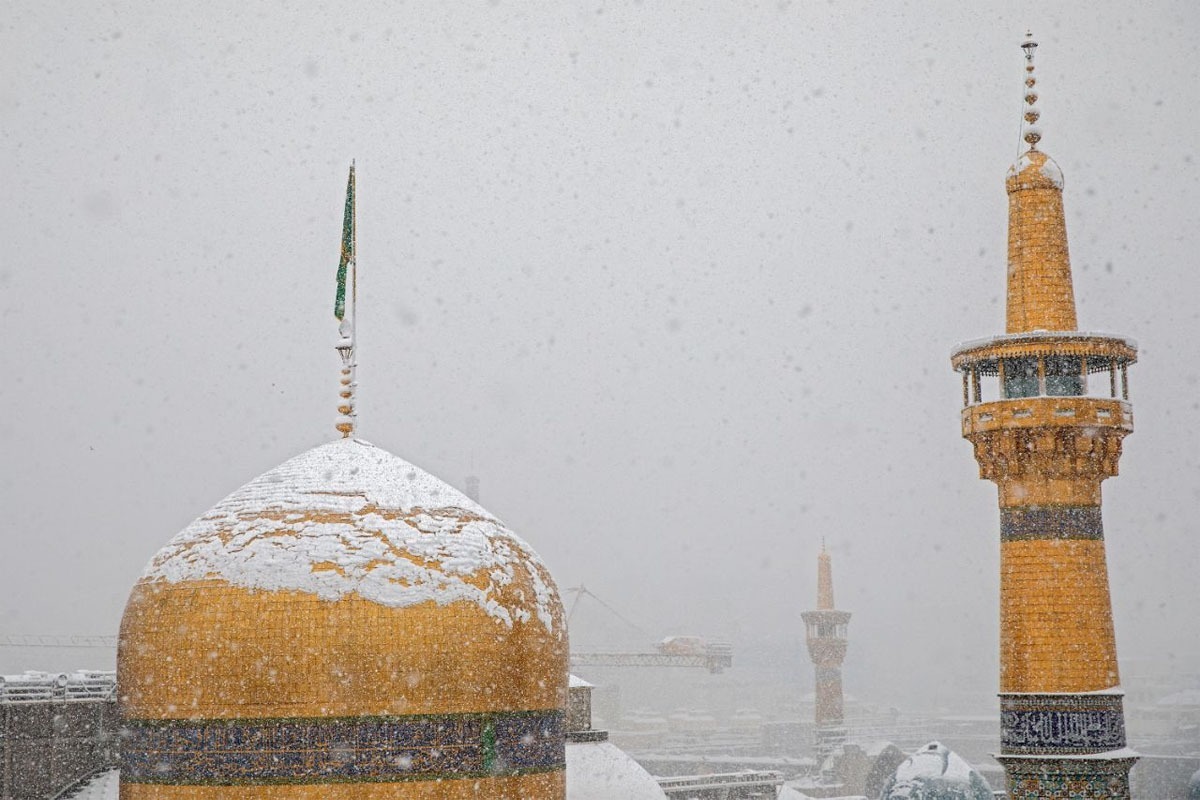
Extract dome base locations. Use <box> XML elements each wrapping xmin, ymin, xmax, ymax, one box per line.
<box><xmin>119</xmin><ymin>772</ymin><xmax>564</xmax><ymax>799</ymax></box>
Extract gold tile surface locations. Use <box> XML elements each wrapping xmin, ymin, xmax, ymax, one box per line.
<box><xmin>999</xmin><ymin>538</ymin><xmax>1119</xmax><ymax>693</ymax></box>
<box><xmin>119</xmin><ymin>580</ymin><xmax>567</xmax><ymax>720</ymax></box>
<box><xmin>1006</xmin><ymin>152</ymin><xmax>1078</xmax><ymax>334</ymax></box>
<box><xmin>119</xmin><ymin>772</ymin><xmax>564</xmax><ymax>799</ymax></box>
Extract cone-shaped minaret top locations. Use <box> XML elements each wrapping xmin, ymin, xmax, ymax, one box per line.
<box><xmin>1005</xmin><ymin>32</ymin><xmax>1078</xmax><ymax>333</ymax></box>
<box><xmin>817</xmin><ymin>540</ymin><xmax>834</xmax><ymax>611</ymax></box>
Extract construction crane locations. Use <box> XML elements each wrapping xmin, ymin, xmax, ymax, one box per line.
<box><xmin>1</xmin><ymin>587</ymin><xmax>739</xmax><ymax>674</ymax></box>
<box><xmin>565</xmin><ymin>585</ymin><xmax>733</xmax><ymax>674</ymax></box>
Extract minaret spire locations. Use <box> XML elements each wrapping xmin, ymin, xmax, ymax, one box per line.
<box><xmin>802</xmin><ymin>544</ymin><xmax>850</xmax><ymax>760</ymax></box>
<box><xmin>1005</xmin><ymin>33</ymin><xmax>1078</xmax><ymax>334</ymax></box>
<box><xmin>334</xmin><ymin>163</ymin><xmax>357</xmax><ymax>438</ymax></box>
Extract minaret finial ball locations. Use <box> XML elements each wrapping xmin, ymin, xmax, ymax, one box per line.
<box><xmin>1021</xmin><ymin>32</ymin><xmax>1042</xmax><ymax>149</ymax></box>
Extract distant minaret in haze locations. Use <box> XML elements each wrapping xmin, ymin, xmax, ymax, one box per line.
<box><xmin>464</xmin><ymin>475</ymin><xmax>481</xmax><ymax>503</ymax></box>
<box><xmin>801</xmin><ymin>543</ymin><xmax>850</xmax><ymax>757</ymax></box>
<box><xmin>950</xmin><ymin>33</ymin><xmax>1137</xmax><ymax>799</ymax></box>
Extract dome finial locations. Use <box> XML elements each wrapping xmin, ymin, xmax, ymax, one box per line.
<box><xmin>1020</xmin><ymin>31</ymin><xmax>1042</xmax><ymax>150</ymax></box>
<box><xmin>334</xmin><ymin>163</ymin><xmax>357</xmax><ymax>438</ymax></box>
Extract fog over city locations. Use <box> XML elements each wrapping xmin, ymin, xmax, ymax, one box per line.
<box><xmin>3</xmin><ymin>0</ymin><xmax>1199</xmax><ymax>720</ymax></box>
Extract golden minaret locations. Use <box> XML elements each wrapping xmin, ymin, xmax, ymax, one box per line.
<box><xmin>950</xmin><ymin>34</ymin><xmax>1137</xmax><ymax>799</ymax></box>
<box><xmin>801</xmin><ymin>543</ymin><xmax>850</xmax><ymax>758</ymax></box>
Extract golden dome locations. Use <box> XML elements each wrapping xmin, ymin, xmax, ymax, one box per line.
<box><xmin>118</xmin><ymin>437</ymin><xmax>568</xmax><ymax>798</ymax></box>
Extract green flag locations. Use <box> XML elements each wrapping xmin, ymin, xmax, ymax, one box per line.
<box><xmin>334</xmin><ymin>165</ymin><xmax>355</xmax><ymax>320</ymax></box>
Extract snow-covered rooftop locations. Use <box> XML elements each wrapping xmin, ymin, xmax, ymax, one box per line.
<box><xmin>64</xmin><ymin>769</ymin><xmax>119</xmax><ymax>800</ymax></box>
<box><xmin>881</xmin><ymin>741</ymin><xmax>993</xmax><ymax>800</ymax></box>
<box><xmin>566</xmin><ymin>741</ymin><xmax>668</xmax><ymax>800</ymax></box>
<box><xmin>141</xmin><ymin>438</ymin><xmax>558</xmax><ymax>632</ymax></box>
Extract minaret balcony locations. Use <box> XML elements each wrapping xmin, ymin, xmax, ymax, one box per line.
<box><xmin>952</xmin><ymin>332</ymin><xmax>1136</xmax><ymax>408</ymax></box>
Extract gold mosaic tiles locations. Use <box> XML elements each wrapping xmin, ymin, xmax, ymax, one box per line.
<box><xmin>119</xmin><ymin>772</ymin><xmax>564</xmax><ymax>799</ymax></box>
<box><xmin>119</xmin><ymin>581</ymin><xmax>567</xmax><ymax>719</ymax></box>
<box><xmin>1006</xmin><ymin>151</ymin><xmax>1078</xmax><ymax>334</ymax></box>
<box><xmin>999</xmin><ymin>538</ymin><xmax>1119</xmax><ymax>693</ymax></box>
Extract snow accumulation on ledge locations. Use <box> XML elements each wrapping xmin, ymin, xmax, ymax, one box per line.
<box><xmin>951</xmin><ymin>331</ymin><xmax>1139</xmax><ymax>356</ymax></box>
<box><xmin>1004</xmin><ymin>686</ymin><xmax>1125</xmax><ymax>696</ymax></box>
<box><xmin>141</xmin><ymin>438</ymin><xmax>558</xmax><ymax>633</ymax></box>
<box><xmin>1000</xmin><ymin>747</ymin><xmax>1140</xmax><ymax>761</ymax></box>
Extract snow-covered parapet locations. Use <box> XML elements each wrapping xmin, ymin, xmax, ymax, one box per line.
<box><xmin>951</xmin><ymin>330</ymin><xmax>1138</xmax><ymax>357</ymax></box>
<box><xmin>142</xmin><ymin>437</ymin><xmax>559</xmax><ymax>633</ymax></box>
<box><xmin>566</xmin><ymin>741</ymin><xmax>668</xmax><ymax>800</ymax></box>
<box><xmin>0</xmin><ymin>670</ymin><xmax>116</xmax><ymax>703</ymax></box>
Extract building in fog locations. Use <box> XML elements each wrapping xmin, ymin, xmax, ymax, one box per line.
<box><xmin>800</xmin><ymin>544</ymin><xmax>850</xmax><ymax>759</ymax></box>
<box><xmin>950</xmin><ymin>34</ymin><xmax>1139</xmax><ymax>799</ymax></box>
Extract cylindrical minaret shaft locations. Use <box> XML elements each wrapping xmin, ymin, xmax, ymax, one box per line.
<box><xmin>801</xmin><ymin>544</ymin><xmax>850</xmax><ymax>759</ymax></box>
<box><xmin>950</xmin><ymin>34</ymin><xmax>1137</xmax><ymax>800</ymax></box>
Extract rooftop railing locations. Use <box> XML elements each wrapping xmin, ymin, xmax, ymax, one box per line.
<box><xmin>0</xmin><ymin>670</ymin><xmax>116</xmax><ymax>703</ymax></box>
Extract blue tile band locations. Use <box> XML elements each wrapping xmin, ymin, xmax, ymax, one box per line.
<box><xmin>121</xmin><ymin>709</ymin><xmax>564</xmax><ymax>785</ymax></box>
<box><xmin>1000</xmin><ymin>506</ymin><xmax>1103</xmax><ymax>541</ymax></box>
<box><xmin>1000</xmin><ymin>693</ymin><xmax>1126</xmax><ymax>754</ymax></box>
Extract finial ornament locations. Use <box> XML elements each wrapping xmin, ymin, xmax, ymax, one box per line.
<box><xmin>334</xmin><ymin>163</ymin><xmax>357</xmax><ymax>438</ymax></box>
<box><xmin>1021</xmin><ymin>32</ymin><xmax>1042</xmax><ymax>150</ymax></box>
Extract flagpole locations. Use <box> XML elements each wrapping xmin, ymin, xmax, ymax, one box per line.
<box><xmin>351</xmin><ymin>160</ymin><xmax>357</xmax><ymax>436</ymax></box>
<box><xmin>334</xmin><ymin>163</ymin><xmax>357</xmax><ymax>439</ymax></box>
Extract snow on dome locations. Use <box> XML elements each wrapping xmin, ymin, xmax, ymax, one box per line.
<box><xmin>880</xmin><ymin>741</ymin><xmax>993</xmax><ymax>800</ymax></box>
<box><xmin>141</xmin><ymin>437</ymin><xmax>558</xmax><ymax>632</ymax></box>
<box><xmin>566</xmin><ymin>741</ymin><xmax>668</xmax><ymax>800</ymax></box>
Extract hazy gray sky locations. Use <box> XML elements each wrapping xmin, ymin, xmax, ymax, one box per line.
<box><xmin>3</xmin><ymin>1</ymin><xmax>1198</xmax><ymax>708</ymax></box>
